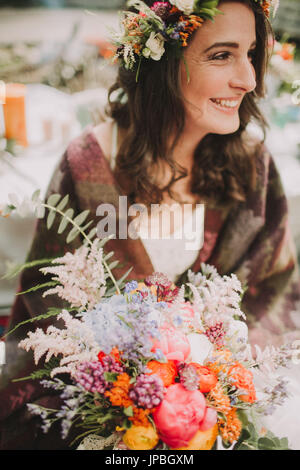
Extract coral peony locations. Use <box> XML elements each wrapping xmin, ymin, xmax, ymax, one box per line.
<box><xmin>190</xmin><ymin>363</ymin><xmax>218</xmax><ymax>393</ymax></box>
<box><xmin>173</xmin><ymin>424</ymin><xmax>218</xmax><ymax>450</ymax></box>
<box><xmin>228</xmin><ymin>362</ymin><xmax>257</xmax><ymax>403</ymax></box>
<box><xmin>146</xmin><ymin>360</ymin><xmax>177</xmax><ymax>387</ymax></box>
<box><xmin>122</xmin><ymin>425</ymin><xmax>159</xmax><ymax>450</ymax></box>
<box><xmin>152</xmin><ymin>325</ymin><xmax>190</xmax><ymax>362</ymax></box>
<box><xmin>153</xmin><ymin>383</ymin><xmax>208</xmax><ymax>448</ymax></box>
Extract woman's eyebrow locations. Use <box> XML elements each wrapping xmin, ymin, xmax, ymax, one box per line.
<box><xmin>203</xmin><ymin>40</ymin><xmax>257</xmax><ymax>53</ymax></box>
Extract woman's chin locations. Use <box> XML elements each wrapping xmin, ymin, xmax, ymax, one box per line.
<box><xmin>210</xmin><ymin>118</ymin><xmax>240</xmax><ymax>135</ymax></box>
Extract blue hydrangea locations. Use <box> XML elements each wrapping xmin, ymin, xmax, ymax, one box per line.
<box><xmin>82</xmin><ymin>294</ymin><xmax>165</xmax><ymax>370</ymax></box>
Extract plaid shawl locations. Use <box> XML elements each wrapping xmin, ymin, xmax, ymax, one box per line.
<box><xmin>1</xmin><ymin>127</ymin><xmax>299</xmax><ymax>449</ymax></box>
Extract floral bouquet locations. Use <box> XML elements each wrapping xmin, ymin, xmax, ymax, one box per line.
<box><xmin>1</xmin><ymin>191</ymin><xmax>297</xmax><ymax>450</ymax></box>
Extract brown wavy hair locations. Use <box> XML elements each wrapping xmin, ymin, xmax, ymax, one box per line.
<box><xmin>106</xmin><ymin>0</ymin><xmax>273</xmax><ymax>206</ymax></box>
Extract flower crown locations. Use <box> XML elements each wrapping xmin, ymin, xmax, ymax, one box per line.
<box><xmin>112</xmin><ymin>0</ymin><xmax>279</xmax><ymax>75</ymax></box>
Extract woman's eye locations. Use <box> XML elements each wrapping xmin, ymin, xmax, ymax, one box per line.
<box><xmin>210</xmin><ymin>52</ymin><xmax>231</xmax><ymax>61</ymax></box>
<box><xmin>210</xmin><ymin>49</ymin><xmax>255</xmax><ymax>61</ymax></box>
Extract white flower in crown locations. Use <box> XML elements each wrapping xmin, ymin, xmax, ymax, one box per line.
<box><xmin>143</xmin><ymin>32</ymin><xmax>165</xmax><ymax>61</ymax></box>
<box><xmin>271</xmin><ymin>0</ymin><xmax>280</xmax><ymax>17</ymax></box>
<box><xmin>169</xmin><ymin>0</ymin><xmax>195</xmax><ymax>15</ymax></box>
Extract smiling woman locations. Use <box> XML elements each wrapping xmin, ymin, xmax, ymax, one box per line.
<box><xmin>1</xmin><ymin>0</ymin><xmax>300</xmax><ymax>451</ymax></box>
<box><xmin>108</xmin><ymin>0</ymin><xmax>271</xmax><ymax>206</ymax></box>
<box><xmin>180</xmin><ymin>2</ymin><xmax>257</xmax><ymax>139</ymax></box>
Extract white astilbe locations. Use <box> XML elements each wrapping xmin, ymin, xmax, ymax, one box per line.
<box><xmin>40</xmin><ymin>240</ymin><xmax>106</xmax><ymax>311</ymax></box>
<box><xmin>187</xmin><ymin>265</ymin><xmax>245</xmax><ymax>328</ymax></box>
<box><xmin>18</xmin><ymin>310</ymin><xmax>99</xmax><ymax>377</ymax></box>
<box><xmin>253</xmin><ymin>343</ymin><xmax>299</xmax><ymax>374</ymax></box>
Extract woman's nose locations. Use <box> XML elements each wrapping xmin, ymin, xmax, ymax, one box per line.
<box><xmin>230</xmin><ymin>59</ymin><xmax>257</xmax><ymax>93</ymax></box>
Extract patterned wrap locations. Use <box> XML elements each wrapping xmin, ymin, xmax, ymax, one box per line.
<box><xmin>0</xmin><ymin>126</ymin><xmax>299</xmax><ymax>449</ymax></box>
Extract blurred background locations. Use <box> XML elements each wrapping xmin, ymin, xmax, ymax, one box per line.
<box><xmin>0</xmin><ymin>0</ymin><xmax>300</xmax><ymax>338</ymax></box>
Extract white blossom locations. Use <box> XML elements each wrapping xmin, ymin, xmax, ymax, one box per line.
<box><xmin>187</xmin><ymin>333</ymin><xmax>213</xmax><ymax>364</ymax></box>
<box><xmin>144</xmin><ymin>32</ymin><xmax>165</xmax><ymax>61</ymax></box>
<box><xmin>18</xmin><ymin>310</ymin><xmax>99</xmax><ymax>377</ymax></box>
<box><xmin>169</xmin><ymin>0</ymin><xmax>195</xmax><ymax>15</ymax></box>
<box><xmin>40</xmin><ymin>239</ymin><xmax>106</xmax><ymax>311</ymax></box>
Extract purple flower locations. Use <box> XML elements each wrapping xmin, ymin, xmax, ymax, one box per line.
<box><xmin>124</xmin><ymin>280</ymin><xmax>139</xmax><ymax>293</ymax></box>
<box><xmin>178</xmin><ymin>363</ymin><xmax>200</xmax><ymax>391</ymax></box>
<box><xmin>75</xmin><ymin>357</ymin><xmax>123</xmax><ymax>394</ymax></box>
<box><xmin>129</xmin><ymin>374</ymin><xmax>165</xmax><ymax>409</ymax></box>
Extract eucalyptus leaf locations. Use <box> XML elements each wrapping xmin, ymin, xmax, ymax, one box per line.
<box><xmin>66</xmin><ymin>226</ymin><xmax>80</xmax><ymax>244</ymax></box>
<box><xmin>47</xmin><ymin>193</ymin><xmax>61</xmax><ymax>207</ymax></box>
<box><xmin>57</xmin><ymin>208</ymin><xmax>75</xmax><ymax>234</ymax></box>
<box><xmin>31</xmin><ymin>189</ymin><xmax>41</xmax><ymax>201</ymax></box>
<box><xmin>73</xmin><ymin>210</ymin><xmax>90</xmax><ymax>227</ymax></box>
<box><xmin>56</xmin><ymin>194</ymin><xmax>69</xmax><ymax>212</ymax></box>
<box><xmin>47</xmin><ymin>210</ymin><xmax>56</xmax><ymax>229</ymax></box>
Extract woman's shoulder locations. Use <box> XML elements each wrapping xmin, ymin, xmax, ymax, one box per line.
<box><xmin>61</xmin><ymin>121</ymin><xmax>116</xmax><ymax>184</ymax></box>
<box><xmin>242</xmin><ymin>129</ymin><xmax>272</xmax><ymax>176</ymax></box>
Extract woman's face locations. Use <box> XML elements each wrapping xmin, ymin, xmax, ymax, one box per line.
<box><xmin>180</xmin><ymin>1</ymin><xmax>257</xmax><ymax>136</ymax></box>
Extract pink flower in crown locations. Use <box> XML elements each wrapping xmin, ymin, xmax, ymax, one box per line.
<box><xmin>152</xmin><ymin>323</ymin><xmax>190</xmax><ymax>361</ymax></box>
<box><xmin>151</xmin><ymin>2</ymin><xmax>172</xmax><ymax>20</ymax></box>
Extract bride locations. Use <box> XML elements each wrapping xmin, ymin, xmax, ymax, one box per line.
<box><xmin>1</xmin><ymin>0</ymin><xmax>300</xmax><ymax>450</ymax></box>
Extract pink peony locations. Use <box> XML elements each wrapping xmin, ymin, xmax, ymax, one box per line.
<box><xmin>152</xmin><ymin>324</ymin><xmax>190</xmax><ymax>361</ymax></box>
<box><xmin>153</xmin><ymin>383</ymin><xmax>214</xmax><ymax>448</ymax></box>
<box><xmin>199</xmin><ymin>407</ymin><xmax>217</xmax><ymax>431</ymax></box>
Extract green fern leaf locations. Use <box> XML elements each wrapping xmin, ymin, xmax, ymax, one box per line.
<box><xmin>12</xmin><ymin>357</ymin><xmax>61</xmax><ymax>382</ymax></box>
<box><xmin>1</xmin><ymin>258</ymin><xmax>54</xmax><ymax>280</ymax></box>
<box><xmin>16</xmin><ymin>281</ymin><xmax>58</xmax><ymax>296</ymax></box>
<box><xmin>108</xmin><ymin>260</ymin><xmax>119</xmax><ymax>270</ymax></box>
<box><xmin>116</xmin><ymin>267</ymin><xmax>133</xmax><ymax>286</ymax></box>
<box><xmin>3</xmin><ymin>307</ymin><xmax>67</xmax><ymax>338</ymax></box>
<box><xmin>103</xmin><ymin>251</ymin><xmax>114</xmax><ymax>261</ymax></box>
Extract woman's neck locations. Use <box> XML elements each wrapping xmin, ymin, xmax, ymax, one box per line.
<box><xmin>169</xmin><ymin>121</ymin><xmax>207</xmax><ymax>167</ymax></box>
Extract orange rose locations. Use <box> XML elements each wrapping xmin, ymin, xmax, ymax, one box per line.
<box><xmin>228</xmin><ymin>362</ymin><xmax>257</xmax><ymax>403</ymax></box>
<box><xmin>189</xmin><ymin>363</ymin><xmax>218</xmax><ymax>393</ymax></box>
<box><xmin>123</xmin><ymin>425</ymin><xmax>159</xmax><ymax>450</ymax></box>
<box><xmin>146</xmin><ymin>360</ymin><xmax>177</xmax><ymax>387</ymax></box>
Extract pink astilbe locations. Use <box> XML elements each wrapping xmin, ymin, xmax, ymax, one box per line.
<box><xmin>18</xmin><ymin>310</ymin><xmax>99</xmax><ymax>377</ymax></box>
<box><xmin>40</xmin><ymin>240</ymin><xmax>106</xmax><ymax>311</ymax></box>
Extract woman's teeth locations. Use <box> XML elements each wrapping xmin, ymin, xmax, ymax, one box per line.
<box><xmin>211</xmin><ymin>98</ymin><xmax>239</xmax><ymax>109</ymax></box>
